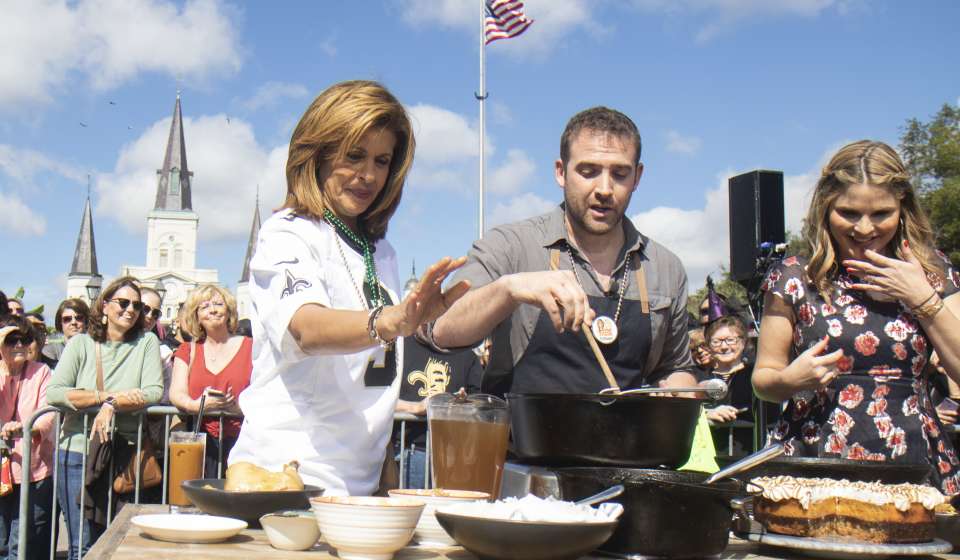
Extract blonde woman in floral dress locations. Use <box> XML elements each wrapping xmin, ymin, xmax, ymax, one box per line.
<box><xmin>753</xmin><ymin>140</ymin><xmax>960</xmax><ymax>495</ymax></box>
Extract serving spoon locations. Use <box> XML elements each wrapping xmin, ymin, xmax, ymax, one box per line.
<box><xmin>574</xmin><ymin>484</ymin><xmax>625</xmax><ymax>507</ymax></box>
<box><xmin>598</xmin><ymin>378</ymin><xmax>730</xmax><ymax>400</ymax></box>
<box><xmin>703</xmin><ymin>443</ymin><xmax>785</xmax><ymax>485</ymax></box>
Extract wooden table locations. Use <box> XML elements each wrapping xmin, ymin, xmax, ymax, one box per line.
<box><xmin>86</xmin><ymin>504</ymin><xmax>960</xmax><ymax>559</ymax></box>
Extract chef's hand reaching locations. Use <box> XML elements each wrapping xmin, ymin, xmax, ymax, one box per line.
<box><xmin>505</xmin><ymin>271</ymin><xmax>596</xmax><ymax>333</ymax></box>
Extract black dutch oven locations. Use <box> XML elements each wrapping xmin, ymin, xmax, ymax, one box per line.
<box><xmin>556</xmin><ymin>468</ymin><xmax>754</xmax><ymax>558</ymax></box>
<box><xmin>506</xmin><ymin>393</ymin><xmax>702</xmax><ymax>467</ymax></box>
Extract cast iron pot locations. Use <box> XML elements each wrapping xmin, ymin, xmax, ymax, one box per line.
<box><xmin>506</xmin><ymin>393</ymin><xmax>702</xmax><ymax>467</ymax></box>
<box><xmin>555</xmin><ymin>468</ymin><xmax>751</xmax><ymax>558</ymax></box>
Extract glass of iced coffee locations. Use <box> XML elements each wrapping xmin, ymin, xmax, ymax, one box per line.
<box><xmin>428</xmin><ymin>393</ymin><xmax>509</xmax><ymax>497</ymax></box>
<box><xmin>168</xmin><ymin>432</ymin><xmax>206</xmax><ymax>508</ymax></box>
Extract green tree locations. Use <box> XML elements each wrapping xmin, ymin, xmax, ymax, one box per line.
<box><xmin>900</xmin><ymin>103</ymin><xmax>960</xmax><ymax>264</ymax></box>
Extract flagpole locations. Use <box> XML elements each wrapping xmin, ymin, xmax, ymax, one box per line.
<box><xmin>477</xmin><ymin>0</ymin><xmax>487</xmax><ymax>239</ymax></box>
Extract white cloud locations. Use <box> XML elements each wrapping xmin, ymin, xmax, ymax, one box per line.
<box><xmin>406</xmin><ymin>103</ymin><xmax>481</xmax><ymax>192</ymax></box>
<box><xmin>97</xmin><ymin>114</ymin><xmax>287</xmax><ymax>240</ymax></box>
<box><xmin>240</xmin><ymin>81</ymin><xmax>310</xmax><ymax>112</ymax></box>
<box><xmin>488</xmin><ymin>192</ymin><xmax>556</xmax><ymax>228</ymax></box>
<box><xmin>398</xmin><ymin>0</ymin><xmax>603</xmax><ymax>57</ymax></box>
<box><xmin>0</xmin><ymin>191</ymin><xmax>47</xmax><ymax>236</ymax></box>
<box><xmin>488</xmin><ymin>149</ymin><xmax>536</xmax><ymax>195</ymax></box>
<box><xmin>318</xmin><ymin>33</ymin><xmax>338</xmax><ymax>57</ymax></box>
<box><xmin>0</xmin><ymin>144</ymin><xmax>86</xmax><ymax>185</ymax></box>
<box><xmin>0</xmin><ymin>0</ymin><xmax>241</xmax><ymax>109</ymax></box>
<box><xmin>629</xmin><ymin>0</ymin><xmax>853</xmax><ymax>42</ymax></box>
<box><xmin>631</xmin><ymin>150</ymin><xmax>829</xmax><ymax>289</ymax></box>
<box><xmin>408</xmin><ymin>104</ymin><xmax>480</xmax><ymax>165</ymax></box>
<box><xmin>665</xmin><ymin>130</ymin><xmax>702</xmax><ymax>155</ymax></box>
<box><xmin>492</xmin><ymin>101</ymin><xmax>514</xmax><ymax>125</ymax></box>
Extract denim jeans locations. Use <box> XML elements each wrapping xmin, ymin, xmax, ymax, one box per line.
<box><xmin>204</xmin><ymin>434</ymin><xmax>238</xmax><ymax>480</ymax></box>
<box><xmin>57</xmin><ymin>451</ymin><xmax>104</xmax><ymax>560</ymax></box>
<box><xmin>398</xmin><ymin>446</ymin><xmax>428</xmax><ymax>489</ymax></box>
<box><xmin>0</xmin><ymin>477</ymin><xmax>53</xmax><ymax>560</ymax></box>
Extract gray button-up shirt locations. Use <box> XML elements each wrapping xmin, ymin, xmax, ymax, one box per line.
<box><xmin>452</xmin><ymin>205</ymin><xmax>694</xmax><ymax>389</ymax></box>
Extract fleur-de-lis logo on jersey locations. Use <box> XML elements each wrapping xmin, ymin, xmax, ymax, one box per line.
<box><xmin>408</xmin><ymin>357</ymin><xmax>452</xmax><ymax>398</ymax></box>
<box><xmin>280</xmin><ymin>269</ymin><xmax>311</xmax><ymax>299</ymax></box>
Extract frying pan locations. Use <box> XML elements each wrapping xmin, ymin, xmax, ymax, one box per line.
<box><xmin>727</xmin><ymin>455</ymin><xmax>932</xmax><ymax>485</ymax></box>
<box><xmin>506</xmin><ymin>392</ymin><xmax>703</xmax><ymax>467</ymax></box>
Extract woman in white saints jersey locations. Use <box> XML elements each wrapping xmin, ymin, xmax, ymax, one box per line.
<box><xmin>229</xmin><ymin>81</ymin><xmax>468</xmax><ymax>495</ymax></box>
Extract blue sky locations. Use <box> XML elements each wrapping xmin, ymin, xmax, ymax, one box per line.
<box><xmin>2</xmin><ymin>0</ymin><xmax>959</xmax><ymax>316</ymax></box>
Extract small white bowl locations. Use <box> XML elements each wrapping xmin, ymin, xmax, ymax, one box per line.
<box><xmin>388</xmin><ymin>488</ymin><xmax>491</xmax><ymax>546</ymax></box>
<box><xmin>310</xmin><ymin>496</ymin><xmax>425</xmax><ymax>560</ymax></box>
<box><xmin>259</xmin><ymin>510</ymin><xmax>320</xmax><ymax>551</ymax></box>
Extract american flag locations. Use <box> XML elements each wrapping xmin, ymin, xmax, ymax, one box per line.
<box><xmin>484</xmin><ymin>0</ymin><xmax>534</xmax><ymax>45</ymax></box>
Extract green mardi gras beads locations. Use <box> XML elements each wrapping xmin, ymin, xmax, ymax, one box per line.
<box><xmin>323</xmin><ymin>209</ymin><xmax>383</xmax><ymax>306</ymax></box>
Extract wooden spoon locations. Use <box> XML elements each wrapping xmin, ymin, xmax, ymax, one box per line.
<box><xmin>583</xmin><ymin>326</ymin><xmax>620</xmax><ymax>393</ymax></box>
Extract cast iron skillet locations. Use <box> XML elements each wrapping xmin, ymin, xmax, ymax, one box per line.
<box><xmin>555</xmin><ymin>467</ymin><xmax>754</xmax><ymax>558</ymax></box>
<box><xmin>506</xmin><ymin>393</ymin><xmax>703</xmax><ymax>468</ymax></box>
<box><xmin>728</xmin><ymin>455</ymin><xmax>932</xmax><ymax>485</ymax></box>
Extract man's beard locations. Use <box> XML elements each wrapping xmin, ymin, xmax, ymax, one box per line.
<box><xmin>565</xmin><ymin>198</ymin><xmax>623</xmax><ymax>237</ymax></box>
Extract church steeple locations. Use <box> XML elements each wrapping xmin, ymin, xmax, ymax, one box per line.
<box><xmin>154</xmin><ymin>91</ymin><xmax>193</xmax><ymax>211</ymax></box>
<box><xmin>239</xmin><ymin>188</ymin><xmax>261</xmax><ymax>283</ymax></box>
<box><xmin>70</xmin><ymin>177</ymin><xmax>100</xmax><ymax>277</ymax></box>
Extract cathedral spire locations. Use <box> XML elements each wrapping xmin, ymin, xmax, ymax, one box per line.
<box><xmin>154</xmin><ymin>91</ymin><xmax>193</xmax><ymax>211</ymax></box>
<box><xmin>239</xmin><ymin>187</ymin><xmax>261</xmax><ymax>283</ymax></box>
<box><xmin>70</xmin><ymin>176</ymin><xmax>100</xmax><ymax>277</ymax></box>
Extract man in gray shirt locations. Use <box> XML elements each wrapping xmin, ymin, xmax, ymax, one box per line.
<box><xmin>432</xmin><ymin>107</ymin><xmax>696</xmax><ymax>394</ymax></box>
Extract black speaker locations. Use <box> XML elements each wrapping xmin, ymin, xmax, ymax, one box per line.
<box><xmin>728</xmin><ymin>170</ymin><xmax>785</xmax><ymax>282</ymax></box>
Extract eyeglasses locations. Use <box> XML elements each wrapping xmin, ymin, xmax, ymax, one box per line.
<box><xmin>2</xmin><ymin>332</ymin><xmax>34</xmax><ymax>347</ymax></box>
<box><xmin>109</xmin><ymin>298</ymin><xmax>143</xmax><ymax>312</ymax></box>
<box><xmin>142</xmin><ymin>305</ymin><xmax>162</xmax><ymax>320</ymax></box>
<box><xmin>709</xmin><ymin>336</ymin><xmax>743</xmax><ymax>348</ymax></box>
<box><xmin>199</xmin><ymin>301</ymin><xmax>225</xmax><ymax>311</ymax></box>
<box><xmin>61</xmin><ymin>314</ymin><xmax>85</xmax><ymax>325</ymax></box>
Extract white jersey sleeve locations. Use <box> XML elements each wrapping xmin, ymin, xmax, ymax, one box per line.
<box><xmin>249</xmin><ymin>213</ymin><xmax>332</xmax><ymax>360</ymax></box>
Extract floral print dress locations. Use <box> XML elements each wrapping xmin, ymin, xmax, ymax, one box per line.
<box><xmin>762</xmin><ymin>252</ymin><xmax>960</xmax><ymax>494</ymax></box>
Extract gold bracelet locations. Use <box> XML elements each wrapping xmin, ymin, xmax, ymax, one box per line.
<box><xmin>912</xmin><ymin>294</ymin><xmax>945</xmax><ymax>321</ymax></box>
<box><xmin>912</xmin><ymin>290</ymin><xmax>939</xmax><ymax>310</ymax></box>
<box><xmin>94</xmin><ymin>389</ymin><xmax>101</xmax><ymax>405</ymax></box>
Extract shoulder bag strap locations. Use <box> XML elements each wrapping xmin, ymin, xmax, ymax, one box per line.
<box><xmin>95</xmin><ymin>342</ymin><xmax>105</xmax><ymax>392</ymax></box>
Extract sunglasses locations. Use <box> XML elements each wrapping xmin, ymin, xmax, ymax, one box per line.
<box><xmin>109</xmin><ymin>298</ymin><xmax>143</xmax><ymax>312</ymax></box>
<box><xmin>61</xmin><ymin>314</ymin><xmax>85</xmax><ymax>325</ymax></box>
<box><xmin>142</xmin><ymin>305</ymin><xmax>162</xmax><ymax>320</ymax></box>
<box><xmin>3</xmin><ymin>332</ymin><xmax>34</xmax><ymax>347</ymax></box>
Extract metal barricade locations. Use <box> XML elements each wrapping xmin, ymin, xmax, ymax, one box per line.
<box><xmin>17</xmin><ymin>406</ymin><xmax>430</xmax><ymax>560</ymax></box>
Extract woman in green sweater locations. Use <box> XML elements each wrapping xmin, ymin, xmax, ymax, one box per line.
<box><xmin>47</xmin><ymin>277</ymin><xmax>163</xmax><ymax>560</ymax></box>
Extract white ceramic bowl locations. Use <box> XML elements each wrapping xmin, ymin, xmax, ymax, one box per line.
<box><xmin>388</xmin><ymin>488</ymin><xmax>491</xmax><ymax>546</ymax></box>
<box><xmin>259</xmin><ymin>510</ymin><xmax>320</xmax><ymax>551</ymax></box>
<box><xmin>131</xmin><ymin>514</ymin><xmax>247</xmax><ymax>544</ymax></box>
<box><xmin>310</xmin><ymin>496</ymin><xmax>425</xmax><ymax>560</ymax></box>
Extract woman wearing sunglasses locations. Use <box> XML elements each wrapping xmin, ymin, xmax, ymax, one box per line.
<box><xmin>46</xmin><ymin>277</ymin><xmax>163</xmax><ymax>559</ymax></box>
<box><xmin>0</xmin><ymin>316</ymin><xmax>55</xmax><ymax>560</ymax></box>
<box><xmin>39</xmin><ymin>299</ymin><xmax>90</xmax><ymax>368</ymax></box>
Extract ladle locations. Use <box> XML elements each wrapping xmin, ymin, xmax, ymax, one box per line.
<box><xmin>703</xmin><ymin>443</ymin><xmax>785</xmax><ymax>484</ymax></box>
<box><xmin>574</xmin><ymin>484</ymin><xmax>625</xmax><ymax>507</ymax></box>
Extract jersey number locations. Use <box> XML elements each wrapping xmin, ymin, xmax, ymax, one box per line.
<box><xmin>364</xmin><ymin>346</ymin><xmax>398</xmax><ymax>387</ymax></box>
